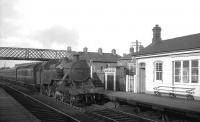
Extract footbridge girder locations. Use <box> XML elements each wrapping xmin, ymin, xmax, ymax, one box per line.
<box><xmin>0</xmin><ymin>47</ymin><xmax>74</xmax><ymax>61</ymax></box>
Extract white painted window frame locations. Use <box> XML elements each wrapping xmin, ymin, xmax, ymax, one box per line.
<box><xmin>154</xmin><ymin>61</ymin><xmax>163</xmax><ymax>82</ymax></box>
<box><xmin>173</xmin><ymin>59</ymin><xmax>199</xmax><ymax>85</ymax></box>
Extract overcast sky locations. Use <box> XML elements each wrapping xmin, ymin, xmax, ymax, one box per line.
<box><xmin>1</xmin><ymin>0</ymin><xmax>200</xmax><ymax>67</ymax></box>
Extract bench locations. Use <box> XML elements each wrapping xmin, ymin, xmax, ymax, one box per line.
<box><xmin>154</xmin><ymin>86</ymin><xmax>195</xmax><ymax>100</ymax></box>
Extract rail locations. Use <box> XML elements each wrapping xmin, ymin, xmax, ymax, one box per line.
<box><xmin>86</xmin><ymin>104</ymin><xmax>155</xmax><ymax>122</ymax></box>
<box><xmin>2</xmin><ymin>84</ymin><xmax>81</xmax><ymax>122</ymax></box>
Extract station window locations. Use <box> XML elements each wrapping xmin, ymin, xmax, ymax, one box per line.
<box><xmin>191</xmin><ymin>60</ymin><xmax>198</xmax><ymax>83</ymax></box>
<box><xmin>173</xmin><ymin>60</ymin><xmax>199</xmax><ymax>84</ymax></box>
<box><xmin>155</xmin><ymin>62</ymin><xmax>163</xmax><ymax>81</ymax></box>
<box><xmin>174</xmin><ymin>61</ymin><xmax>181</xmax><ymax>83</ymax></box>
<box><xmin>183</xmin><ymin>61</ymin><xmax>189</xmax><ymax>83</ymax></box>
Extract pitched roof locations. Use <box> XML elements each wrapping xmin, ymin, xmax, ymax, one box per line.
<box><xmin>120</xmin><ymin>53</ymin><xmax>137</xmax><ymax>60</ymax></box>
<box><xmin>120</xmin><ymin>54</ymin><xmax>132</xmax><ymax>60</ymax></box>
<box><xmin>138</xmin><ymin>33</ymin><xmax>200</xmax><ymax>56</ymax></box>
<box><xmin>79</xmin><ymin>52</ymin><xmax>121</xmax><ymax>62</ymax></box>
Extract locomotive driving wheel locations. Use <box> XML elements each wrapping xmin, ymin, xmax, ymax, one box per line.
<box><xmin>70</xmin><ymin>95</ymin><xmax>76</xmax><ymax>105</ymax></box>
<box><xmin>47</xmin><ymin>85</ymin><xmax>52</xmax><ymax>97</ymax></box>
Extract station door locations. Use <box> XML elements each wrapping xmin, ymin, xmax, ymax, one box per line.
<box><xmin>107</xmin><ymin>75</ymin><xmax>114</xmax><ymax>90</ymax></box>
<box><xmin>139</xmin><ymin>63</ymin><xmax>146</xmax><ymax>93</ymax></box>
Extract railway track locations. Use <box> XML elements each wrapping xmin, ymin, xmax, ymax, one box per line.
<box><xmin>1</xmin><ymin>81</ymin><xmax>156</xmax><ymax>122</ymax></box>
<box><xmin>86</xmin><ymin>105</ymin><xmax>156</xmax><ymax>122</ymax></box>
<box><xmin>1</xmin><ymin>84</ymin><xmax>80</xmax><ymax>122</ymax></box>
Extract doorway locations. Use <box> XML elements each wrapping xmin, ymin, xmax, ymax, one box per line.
<box><xmin>107</xmin><ymin>75</ymin><xmax>114</xmax><ymax>90</ymax></box>
<box><xmin>139</xmin><ymin>63</ymin><xmax>146</xmax><ymax>93</ymax></box>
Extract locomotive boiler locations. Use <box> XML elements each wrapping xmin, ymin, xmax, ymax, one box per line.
<box><xmin>40</xmin><ymin>54</ymin><xmax>105</xmax><ymax>105</ymax></box>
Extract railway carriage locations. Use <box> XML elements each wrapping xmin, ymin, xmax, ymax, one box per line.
<box><xmin>0</xmin><ymin>68</ymin><xmax>16</xmax><ymax>81</ymax></box>
<box><xmin>16</xmin><ymin>63</ymin><xmax>41</xmax><ymax>89</ymax></box>
<box><xmin>0</xmin><ymin>53</ymin><xmax>106</xmax><ymax>105</ymax></box>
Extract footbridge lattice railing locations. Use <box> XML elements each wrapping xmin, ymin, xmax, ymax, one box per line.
<box><xmin>0</xmin><ymin>47</ymin><xmax>74</xmax><ymax>61</ymax></box>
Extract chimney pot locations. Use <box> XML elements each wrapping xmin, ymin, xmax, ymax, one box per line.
<box><xmin>111</xmin><ymin>49</ymin><xmax>116</xmax><ymax>55</ymax></box>
<box><xmin>129</xmin><ymin>47</ymin><xmax>134</xmax><ymax>55</ymax></box>
<box><xmin>98</xmin><ymin>48</ymin><xmax>102</xmax><ymax>54</ymax></box>
<box><xmin>139</xmin><ymin>45</ymin><xmax>144</xmax><ymax>51</ymax></box>
<box><xmin>152</xmin><ymin>24</ymin><xmax>162</xmax><ymax>44</ymax></box>
<box><xmin>67</xmin><ymin>46</ymin><xmax>72</xmax><ymax>52</ymax></box>
<box><xmin>83</xmin><ymin>47</ymin><xmax>88</xmax><ymax>53</ymax></box>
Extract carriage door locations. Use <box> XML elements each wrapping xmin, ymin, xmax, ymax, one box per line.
<box><xmin>139</xmin><ymin>63</ymin><xmax>146</xmax><ymax>93</ymax></box>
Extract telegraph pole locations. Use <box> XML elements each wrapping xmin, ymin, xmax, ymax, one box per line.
<box><xmin>131</xmin><ymin>40</ymin><xmax>142</xmax><ymax>53</ymax></box>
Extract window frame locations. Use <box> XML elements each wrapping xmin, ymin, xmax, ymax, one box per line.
<box><xmin>154</xmin><ymin>61</ymin><xmax>163</xmax><ymax>82</ymax></box>
<box><xmin>173</xmin><ymin>60</ymin><xmax>199</xmax><ymax>85</ymax></box>
<box><xmin>182</xmin><ymin>60</ymin><xmax>189</xmax><ymax>83</ymax></box>
<box><xmin>191</xmin><ymin>60</ymin><xmax>199</xmax><ymax>84</ymax></box>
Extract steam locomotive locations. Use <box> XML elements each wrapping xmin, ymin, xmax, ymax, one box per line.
<box><xmin>0</xmin><ymin>54</ymin><xmax>105</xmax><ymax>105</ymax></box>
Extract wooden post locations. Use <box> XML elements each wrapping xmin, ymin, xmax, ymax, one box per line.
<box><xmin>105</xmin><ymin>73</ymin><xmax>107</xmax><ymax>90</ymax></box>
<box><xmin>114</xmin><ymin>72</ymin><xmax>116</xmax><ymax>91</ymax></box>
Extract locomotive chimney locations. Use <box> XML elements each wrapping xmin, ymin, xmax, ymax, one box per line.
<box><xmin>98</xmin><ymin>48</ymin><xmax>102</xmax><ymax>54</ymax></box>
<box><xmin>152</xmin><ymin>24</ymin><xmax>162</xmax><ymax>44</ymax></box>
<box><xmin>73</xmin><ymin>54</ymin><xmax>79</xmax><ymax>62</ymax></box>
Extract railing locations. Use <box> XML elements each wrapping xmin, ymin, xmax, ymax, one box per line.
<box><xmin>154</xmin><ymin>86</ymin><xmax>195</xmax><ymax>100</ymax></box>
<box><xmin>0</xmin><ymin>47</ymin><xmax>74</xmax><ymax>61</ymax></box>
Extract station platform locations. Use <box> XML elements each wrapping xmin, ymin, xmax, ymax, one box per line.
<box><xmin>104</xmin><ymin>91</ymin><xmax>200</xmax><ymax>114</ymax></box>
<box><xmin>0</xmin><ymin>88</ymin><xmax>40</xmax><ymax>122</ymax></box>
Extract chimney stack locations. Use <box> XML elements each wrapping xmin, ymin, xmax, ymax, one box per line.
<box><xmin>123</xmin><ymin>53</ymin><xmax>126</xmax><ymax>57</ymax></box>
<box><xmin>139</xmin><ymin>45</ymin><xmax>144</xmax><ymax>51</ymax></box>
<box><xmin>152</xmin><ymin>25</ymin><xmax>161</xmax><ymax>44</ymax></box>
<box><xmin>129</xmin><ymin>47</ymin><xmax>134</xmax><ymax>55</ymax></box>
<box><xmin>98</xmin><ymin>48</ymin><xmax>102</xmax><ymax>54</ymax></box>
<box><xmin>83</xmin><ymin>47</ymin><xmax>88</xmax><ymax>53</ymax></box>
<box><xmin>67</xmin><ymin>46</ymin><xmax>72</xmax><ymax>52</ymax></box>
<box><xmin>111</xmin><ymin>49</ymin><xmax>116</xmax><ymax>55</ymax></box>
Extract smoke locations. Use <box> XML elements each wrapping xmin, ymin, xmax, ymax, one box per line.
<box><xmin>30</xmin><ymin>26</ymin><xmax>79</xmax><ymax>48</ymax></box>
<box><xmin>0</xmin><ymin>0</ymin><xmax>79</xmax><ymax>49</ymax></box>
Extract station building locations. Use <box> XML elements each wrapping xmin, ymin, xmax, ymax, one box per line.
<box><xmin>104</xmin><ymin>47</ymin><xmax>138</xmax><ymax>92</ymax></box>
<box><xmin>135</xmin><ymin>25</ymin><xmax>200</xmax><ymax>100</ymax></box>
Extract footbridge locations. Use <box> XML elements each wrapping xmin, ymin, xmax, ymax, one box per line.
<box><xmin>0</xmin><ymin>47</ymin><xmax>74</xmax><ymax>61</ymax></box>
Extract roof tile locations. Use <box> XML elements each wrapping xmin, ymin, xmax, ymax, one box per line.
<box><xmin>139</xmin><ymin>33</ymin><xmax>200</xmax><ymax>55</ymax></box>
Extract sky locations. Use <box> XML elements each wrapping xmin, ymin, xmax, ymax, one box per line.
<box><xmin>1</xmin><ymin>0</ymin><xmax>200</xmax><ymax>67</ymax></box>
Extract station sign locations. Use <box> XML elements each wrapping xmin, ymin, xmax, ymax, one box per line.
<box><xmin>104</xmin><ymin>68</ymin><xmax>116</xmax><ymax>73</ymax></box>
